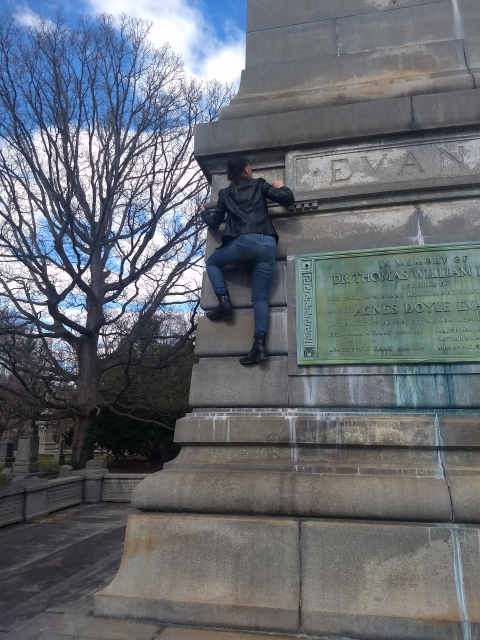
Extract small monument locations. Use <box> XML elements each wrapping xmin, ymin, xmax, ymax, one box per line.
<box><xmin>0</xmin><ymin>440</ymin><xmax>14</xmax><ymax>468</ymax></box>
<box><xmin>52</xmin><ymin>437</ymin><xmax>65</xmax><ymax>466</ymax></box>
<box><xmin>96</xmin><ymin>1</ymin><xmax>480</xmax><ymax>638</ymax></box>
<box><xmin>12</xmin><ymin>435</ymin><xmax>39</xmax><ymax>474</ymax></box>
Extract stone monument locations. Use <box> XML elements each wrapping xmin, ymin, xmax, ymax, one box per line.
<box><xmin>96</xmin><ymin>1</ymin><xmax>480</xmax><ymax>638</ymax></box>
<box><xmin>0</xmin><ymin>440</ymin><xmax>14</xmax><ymax>468</ymax></box>
<box><xmin>52</xmin><ymin>437</ymin><xmax>65</xmax><ymax>466</ymax></box>
<box><xmin>13</xmin><ymin>435</ymin><xmax>39</xmax><ymax>474</ymax></box>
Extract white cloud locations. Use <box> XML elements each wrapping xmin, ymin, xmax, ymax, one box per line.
<box><xmin>83</xmin><ymin>0</ymin><xmax>246</xmax><ymax>85</ymax></box>
<box><xmin>13</xmin><ymin>4</ymin><xmax>49</xmax><ymax>26</ymax></box>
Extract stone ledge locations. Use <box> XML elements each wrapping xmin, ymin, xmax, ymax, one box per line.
<box><xmin>195</xmin><ymin>90</ymin><xmax>480</xmax><ymax>159</ymax></box>
<box><xmin>132</xmin><ymin>470</ymin><xmax>452</xmax><ymax>521</ymax></box>
<box><xmin>195</xmin><ymin>311</ymin><xmax>288</xmax><ymax>357</ymax></box>
<box><xmin>189</xmin><ymin>360</ymin><xmax>289</xmax><ymax>407</ymax></box>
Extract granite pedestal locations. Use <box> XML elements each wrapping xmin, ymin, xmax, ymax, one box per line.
<box><xmin>96</xmin><ymin>1</ymin><xmax>480</xmax><ymax>637</ymax></box>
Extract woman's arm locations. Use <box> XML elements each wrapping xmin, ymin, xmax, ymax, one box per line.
<box><xmin>261</xmin><ymin>179</ymin><xmax>295</xmax><ymax>207</ymax></box>
<box><xmin>200</xmin><ymin>191</ymin><xmax>227</xmax><ymax>229</ymax></box>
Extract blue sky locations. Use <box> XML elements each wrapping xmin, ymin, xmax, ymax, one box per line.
<box><xmin>5</xmin><ymin>0</ymin><xmax>248</xmax><ymax>84</ymax></box>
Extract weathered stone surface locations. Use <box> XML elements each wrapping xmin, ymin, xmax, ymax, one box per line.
<box><xmin>160</xmin><ymin>630</ymin><xmax>292</xmax><ymax>640</ymax></box>
<box><xmin>337</xmin><ymin>1</ymin><xmax>478</xmax><ymax>54</ymax></box>
<box><xmin>288</xmin><ymin>371</ymin><xmax>480</xmax><ymax>408</ymax></box>
<box><xmin>95</xmin><ymin>514</ymin><xmax>300</xmax><ymax>633</ymax></box>
<box><xmin>286</xmin><ymin>133</ymin><xmax>480</xmax><ymax>204</ymax></box>
<box><xmin>189</xmin><ymin>360</ymin><xmax>288</xmax><ymax>407</ymax></box>
<box><xmin>0</xmin><ymin>486</ymin><xmax>25</xmax><ymax>527</ymax></box>
<box><xmin>102</xmin><ymin>474</ymin><xmax>148</xmax><ymax>503</ymax></box>
<box><xmin>229</xmin><ymin>40</ymin><xmax>472</xmax><ymax>119</ymax></box>
<box><xmin>132</xmin><ymin>469</ymin><xmax>451</xmax><ymax>521</ymax></box>
<box><xmin>413</xmin><ymin>88</ymin><xmax>480</xmax><ymax>130</ymax></box>
<box><xmin>232</xmin><ymin>0</ymin><xmax>479</xmax><ymax>121</ymax></box>
<box><xmin>464</xmin><ymin>38</ymin><xmax>480</xmax><ymax>85</ymax></box>
<box><xmin>195</xmin><ymin>311</ymin><xmax>287</xmax><ymax>357</ymax></box>
<box><xmin>301</xmin><ymin>520</ymin><xmax>480</xmax><ymax>639</ymax></box>
<box><xmin>24</xmin><ymin>479</ymin><xmax>50</xmax><ymax>521</ymax></box>
<box><xmin>13</xmin><ymin>435</ymin><xmax>39</xmax><ymax>474</ymax></box>
<box><xmin>59</xmin><ymin>465</ymin><xmax>73</xmax><ymax>478</ymax></box>
<box><xmin>245</xmin><ymin>19</ymin><xmax>337</xmax><ymax>67</ymax></box>
<box><xmin>46</xmin><ymin>477</ymin><xmax>84</xmax><ymax>513</ymax></box>
<box><xmin>443</xmin><ymin>450</ymin><xmax>480</xmax><ymax>522</ymax></box>
<box><xmin>175</xmin><ymin>411</ymin><xmax>442</xmax><ymax>447</ymax></box>
<box><xmin>200</xmin><ymin>260</ymin><xmax>286</xmax><ymax>309</ymax></box>
<box><xmin>71</xmin><ymin>470</ymin><xmax>104</xmax><ymax>503</ymax></box>
<box><xmin>195</xmin><ymin>96</ymin><xmax>414</xmax><ymax>157</ymax></box>
<box><xmin>247</xmin><ymin>0</ymin><xmax>457</xmax><ymax>32</ymax></box>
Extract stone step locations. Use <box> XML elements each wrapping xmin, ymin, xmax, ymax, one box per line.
<box><xmin>41</xmin><ymin>620</ymin><xmax>337</xmax><ymax>640</ymax></box>
<box><xmin>40</xmin><ymin>614</ymin><xmax>161</xmax><ymax>640</ymax></box>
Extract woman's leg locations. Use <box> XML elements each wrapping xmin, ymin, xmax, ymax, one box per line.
<box><xmin>205</xmin><ymin>235</ymin><xmax>259</xmax><ymax>295</ymax></box>
<box><xmin>251</xmin><ymin>236</ymin><xmax>277</xmax><ymax>335</ymax></box>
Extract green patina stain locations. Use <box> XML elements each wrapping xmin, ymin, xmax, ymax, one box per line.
<box><xmin>296</xmin><ymin>241</ymin><xmax>480</xmax><ymax>366</ymax></box>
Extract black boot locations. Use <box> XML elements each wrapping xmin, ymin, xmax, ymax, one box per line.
<box><xmin>239</xmin><ymin>334</ymin><xmax>267</xmax><ymax>365</ymax></box>
<box><xmin>206</xmin><ymin>293</ymin><xmax>232</xmax><ymax>320</ymax></box>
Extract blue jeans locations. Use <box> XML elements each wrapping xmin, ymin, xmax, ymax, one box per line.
<box><xmin>206</xmin><ymin>233</ymin><xmax>277</xmax><ymax>335</ymax></box>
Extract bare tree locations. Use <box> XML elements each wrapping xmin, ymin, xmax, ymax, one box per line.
<box><xmin>0</xmin><ymin>13</ymin><xmax>233</xmax><ymax>465</ymax></box>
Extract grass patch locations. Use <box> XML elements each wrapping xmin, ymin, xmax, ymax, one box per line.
<box><xmin>38</xmin><ymin>455</ymin><xmax>73</xmax><ymax>471</ymax></box>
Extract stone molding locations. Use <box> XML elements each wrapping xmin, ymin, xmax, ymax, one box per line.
<box><xmin>102</xmin><ymin>474</ymin><xmax>149</xmax><ymax>502</ymax></box>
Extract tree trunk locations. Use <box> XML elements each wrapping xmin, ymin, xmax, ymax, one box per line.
<box><xmin>72</xmin><ymin>414</ymin><xmax>89</xmax><ymax>468</ymax></box>
<box><xmin>71</xmin><ymin>335</ymin><xmax>101</xmax><ymax>467</ymax></box>
<box><xmin>29</xmin><ymin>418</ymin><xmax>38</xmax><ymax>436</ymax></box>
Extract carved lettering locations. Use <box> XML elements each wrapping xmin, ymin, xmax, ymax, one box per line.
<box><xmin>440</xmin><ymin>146</ymin><xmax>465</xmax><ymax>169</ymax></box>
<box><xmin>398</xmin><ymin>151</ymin><xmax>425</xmax><ymax>175</ymax></box>
<box><xmin>362</xmin><ymin>154</ymin><xmax>387</xmax><ymax>176</ymax></box>
<box><xmin>331</xmin><ymin>159</ymin><xmax>352</xmax><ymax>183</ymax></box>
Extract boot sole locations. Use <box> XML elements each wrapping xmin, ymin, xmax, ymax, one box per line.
<box><xmin>240</xmin><ymin>354</ymin><xmax>267</xmax><ymax>365</ymax></box>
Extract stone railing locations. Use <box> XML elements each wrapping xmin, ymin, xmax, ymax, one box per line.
<box><xmin>0</xmin><ymin>472</ymin><xmax>147</xmax><ymax>528</ymax></box>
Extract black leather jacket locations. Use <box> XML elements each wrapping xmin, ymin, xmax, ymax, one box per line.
<box><xmin>201</xmin><ymin>177</ymin><xmax>295</xmax><ymax>245</ymax></box>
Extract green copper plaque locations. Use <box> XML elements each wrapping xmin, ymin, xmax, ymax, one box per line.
<box><xmin>296</xmin><ymin>242</ymin><xmax>480</xmax><ymax>365</ymax></box>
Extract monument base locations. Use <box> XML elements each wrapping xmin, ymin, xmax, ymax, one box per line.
<box><xmin>95</xmin><ymin>512</ymin><xmax>480</xmax><ymax>640</ymax></box>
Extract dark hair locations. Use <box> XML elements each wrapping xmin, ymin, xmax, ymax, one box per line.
<box><xmin>227</xmin><ymin>154</ymin><xmax>251</xmax><ymax>184</ymax></box>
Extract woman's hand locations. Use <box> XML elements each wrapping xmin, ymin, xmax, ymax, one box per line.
<box><xmin>272</xmin><ymin>180</ymin><xmax>284</xmax><ymax>189</ymax></box>
<box><xmin>200</xmin><ymin>204</ymin><xmax>206</xmax><ymax>212</ymax></box>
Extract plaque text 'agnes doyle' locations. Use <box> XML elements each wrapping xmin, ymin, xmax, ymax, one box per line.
<box><xmin>296</xmin><ymin>243</ymin><xmax>480</xmax><ymax>365</ymax></box>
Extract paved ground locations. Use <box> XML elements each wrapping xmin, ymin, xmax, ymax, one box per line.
<box><xmin>0</xmin><ymin>503</ymin><xmax>142</xmax><ymax>640</ymax></box>
<box><xmin>0</xmin><ymin>503</ymin><xmax>342</xmax><ymax>640</ymax></box>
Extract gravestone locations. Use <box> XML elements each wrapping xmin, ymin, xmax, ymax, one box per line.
<box><xmin>0</xmin><ymin>440</ymin><xmax>14</xmax><ymax>468</ymax></box>
<box><xmin>13</xmin><ymin>435</ymin><xmax>39</xmax><ymax>474</ymax></box>
<box><xmin>52</xmin><ymin>437</ymin><xmax>65</xmax><ymax>466</ymax></box>
<box><xmin>96</xmin><ymin>1</ymin><xmax>480</xmax><ymax>638</ymax></box>
<box><xmin>59</xmin><ymin>465</ymin><xmax>73</xmax><ymax>478</ymax></box>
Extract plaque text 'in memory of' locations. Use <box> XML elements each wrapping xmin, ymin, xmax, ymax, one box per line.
<box><xmin>296</xmin><ymin>242</ymin><xmax>480</xmax><ymax>365</ymax></box>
